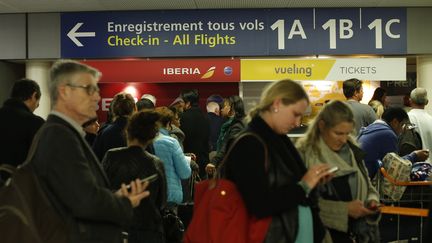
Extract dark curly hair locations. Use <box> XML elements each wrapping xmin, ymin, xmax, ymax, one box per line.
<box><xmin>112</xmin><ymin>92</ymin><xmax>135</xmax><ymax>117</ymax></box>
<box><xmin>126</xmin><ymin>111</ymin><xmax>160</xmax><ymax>145</ymax></box>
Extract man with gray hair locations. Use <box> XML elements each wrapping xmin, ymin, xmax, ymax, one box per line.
<box><xmin>30</xmin><ymin>60</ymin><xmax>149</xmax><ymax>242</ymax></box>
<box><xmin>408</xmin><ymin>87</ymin><xmax>432</xmax><ymax>162</ymax></box>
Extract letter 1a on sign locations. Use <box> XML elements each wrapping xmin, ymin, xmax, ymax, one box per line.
<box><xmin>368</xmin><ymin>19</ymin><xmax>400</xmax><ymax>49</ymax></box>
<box><xmin>322</xmin><ymin>19</ymin><xmax>354</xmax><ymax>49</ymax></box>
<box><xmin>270</xmin><ymin>19</ymin><xmax>307</xmax><ymax>50</ymax></box>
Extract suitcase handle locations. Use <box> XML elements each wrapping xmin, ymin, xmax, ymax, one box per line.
<box><xmin>380</xmin><ymin>205</ymin><xmax>429</xmax><ymax>217</ymax></box>
<box><xmin>379</xmin><ymin>167</ymin><xmax>432</xmax><ymax>186</ymax></box>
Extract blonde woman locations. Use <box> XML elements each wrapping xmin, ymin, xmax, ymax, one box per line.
<box><xmin>296</xmin><ymin>100</ymin><xmax>380</xmax><ymax>243</ymax></box>
<box><xmin>368</xmin><ymin>100</ymin><xmax>384</xmax><ymax>119</ymax></box>
<box><xmin>221</xmin><ymin>80</ymin><xmax>331</xmax><ymax>242</ymax></box>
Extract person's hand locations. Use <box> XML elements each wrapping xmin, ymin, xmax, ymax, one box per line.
<box><xmin>366</xmin><ymin>200</ymin><xmax>380</xmax><ymax>212</ymax></box>
<box><xmin>301</xmin><ymin>164</ymin><xmax>332</xmax><ymax>189</ymax></box>
<box><xmin>116</xmin><ymin>179</ymin><xmax>150</xmax><ymax>208</ymax></box>
<box><xmin>185</xmin><ymin>153</ymin><xmax>197</xmax><ymax>161</ymax></box>
<box><xmin>414</xmin><ymin>149</ymin><xmax>429</xmax><ymax>162</ymax></box>
<box><xmin>190</xmin><ymin>160</ymin><xmax>200</xmax><ymax>171</ymax></box>
<box><xmin>348</xmin><ymin>199</ymin><xmax>376</xmax><ymax>219</ymax></box>
<box><xmin>205</xmin><ymin>163</ymin><xmax>216</xmax><ymax>175</ymax></box>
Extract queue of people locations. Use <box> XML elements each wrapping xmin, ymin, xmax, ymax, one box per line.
<box><xmin>2</xmin><ymin>59</ymin><xmax>432</xmax><ymax>243</ymax></box>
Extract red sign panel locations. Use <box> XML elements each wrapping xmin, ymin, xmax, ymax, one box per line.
<box><xmin>83</xmin><ymin>59</ymin><xmax>240</xmax><ymax>83</ymax></box>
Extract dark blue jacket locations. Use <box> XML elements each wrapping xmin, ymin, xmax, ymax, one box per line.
<box><xmin>358</xmin><ymin>120</ymin><xmax>416</xmax><ymax>179</ymax></box>
<box><xmin>207</xmin><ymin>112</ymin><xmax>224</xmax><ymax>151</ymax></box>
<box><xmin>93</xmin><ymin>116</ymin><xmax>128</xmax><ymax>161</ymax></box>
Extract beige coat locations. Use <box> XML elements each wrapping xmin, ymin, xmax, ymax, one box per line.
<box><xmin>297</xmin><ymin>138</ymin><xmax>379</xmax><ymax>243</ymax></box>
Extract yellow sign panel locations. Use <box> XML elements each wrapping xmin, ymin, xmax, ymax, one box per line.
<box><xmin>241</xmin><ymin>59</ymin><xmax>336</xmax><ymax>81</ymax></box>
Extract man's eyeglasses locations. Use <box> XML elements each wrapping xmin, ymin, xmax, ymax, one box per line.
<box><xmin>66</xmin><ymin>83</ymin><xmax>100</xmax><ymax>95</ymax></box>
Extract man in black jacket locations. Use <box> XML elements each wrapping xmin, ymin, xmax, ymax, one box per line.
<box><xmin>30</xmin><ymin>60</ymin><xmax>149</xmax><ymax>243</ymax></box>
<box><xmin>0</xmin><ymin>79</ymin><xmax>45</xmax><ymax>168</ymax></box>
<box><xmin>180</xmin><ymin>89</ymin><xmax>210</xmax><ymax>178</ymax></box>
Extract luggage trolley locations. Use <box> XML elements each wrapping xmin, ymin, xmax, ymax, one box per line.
<box><xmin>378</xmin><ymin>166</ymin><xmax>432</xmax><ymax>243</ymax></box>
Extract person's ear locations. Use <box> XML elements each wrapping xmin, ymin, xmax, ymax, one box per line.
<box><xmin>389</xmin><ymin>119</ymin><xmax>399</xmax><ymax>131</ymax></box>
<box><xmin>318</xmin><ymin>120</ymin><xmax>325</xmax><ymax>133</ymax></box>
<box><xmin>31</xmin><ymin>92</ymin><xmax>38</xmax><ymax>101</ymax></box>
<box><xmin>58</xmin><ymin>85</ymin><xmax>68</xmax><ymax>100</ymax></box>
<box><xmin>272</xmin><ymin>98</ymin><xmax>282</xmax><ymax>111</ymax></box>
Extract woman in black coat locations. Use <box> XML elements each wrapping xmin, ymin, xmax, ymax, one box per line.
<box><xmin>222</xmin><ymin>80</ymin><xmax>332</xmax><ymax>242</ymax></box>
<box><xmin>206</xmin><ymin>95</ymin><xmax>246</xmax><ymax>175</ymax></box>
<box><xmin>103</xmin><ymin>111</ymin><xmax>167</xmax><ymax>243</ymax></box>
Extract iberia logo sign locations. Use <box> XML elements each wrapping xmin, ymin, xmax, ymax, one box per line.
<box><xmin>162</xmin><ymin>66</ymin><xmax>217</xmax><ymax>79</ymax></box>
<box><xmin>201</xmin><ymin>67</ymin><xmax>215</xmax><ymax>79</ymax></box>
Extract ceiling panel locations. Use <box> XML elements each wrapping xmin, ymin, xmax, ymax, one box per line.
<box><xmin>0</xmin><ymin>0</ymin><xmax>431</xmax><ymax>13</ymax></box>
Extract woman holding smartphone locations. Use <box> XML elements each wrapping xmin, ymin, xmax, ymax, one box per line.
<box><xmin>296</xmin><ymin>100</ymin><xmax>380</xmax><ymax>243</ymax></box>
<box><xmin>221</xmin><ymin>80</ymin><xmax>332</xmax><ymax>242</ymax></box>
<box><xmin>103</xmin><ymin>111</ymin><xmax>167</xmax><ymax>243</ymax></box>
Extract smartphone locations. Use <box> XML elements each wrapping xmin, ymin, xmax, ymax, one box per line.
<box><xmin>368</xmin><ymin>204</ymin><xmax>381</xmax><ymax>211</ymax></box>
<box><xmin>327</xmin><ymin>166</ymin><xmax>339</xmax><ymax>173</ymax></box>
<box><xmin>125</xmin><ymin>174</ymin><xmax>158</xmax><ymax>190</ymax></box>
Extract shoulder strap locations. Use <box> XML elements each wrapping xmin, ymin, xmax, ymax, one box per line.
<box><xmin>217</xmin><ymin>131</ymin><xmax>269</xmax><ymax>179</ymax></box>
<box><xmin>20</xmin><ymin>124</ymin><xmax>59</xmax><ymax>168</ymax></box>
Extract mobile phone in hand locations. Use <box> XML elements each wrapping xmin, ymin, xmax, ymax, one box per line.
<box><xmin>125</xmin><ymin>174</ymin><xmax>158</xmax><ymax>190</ymax></box>
<box><xmin>327</xmin><ymin>166</ymin><xmax>339</xmax><ymax>173</ymax></box>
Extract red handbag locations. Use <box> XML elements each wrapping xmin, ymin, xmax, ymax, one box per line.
<box><xmin>184</xmin><ymin>133</ymin><xmax>272</xmax><ymax>243</ymax></box>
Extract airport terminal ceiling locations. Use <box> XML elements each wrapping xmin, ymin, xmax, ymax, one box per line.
<box><xmin>0</xmin><ymin>0</ymin><xmax>431</xmax><ymax>13</ymax></box>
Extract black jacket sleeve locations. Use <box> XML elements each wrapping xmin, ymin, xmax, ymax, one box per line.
<box><xmin>225</xmin><ymin>135</ymin><xmax>307</xmax><ymax>218</ymax></box>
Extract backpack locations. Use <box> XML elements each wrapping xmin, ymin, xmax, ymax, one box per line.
<box><xmin>184</xmin><ymin>132</ymin><xmax>272</xmax><ymax>243</ymax></box>
<box><xmin>398</xmin><ymin>125</ymin><xmax>422</xmax><ymax>156</ymax></box>
<box><xmin>0</xmin><ymin>126</ymin><xmax>68</xmax><ymax>243</ymax></box>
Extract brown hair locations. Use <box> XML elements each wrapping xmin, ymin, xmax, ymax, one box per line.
<box><xmin>155</xmin><ymin>106</ymin><xmax>175</xmax><ymax>127</ymax></box>
<box><xmin>112</xmin><ymin>92</ymin><xmax>136</xmax><ymax>117</ymax></box>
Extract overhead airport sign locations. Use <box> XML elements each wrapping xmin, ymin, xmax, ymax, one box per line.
<box><xmin>61</xmin><ymin>8</ymin><xmax>406</xmax><ymax>58</ymax></box>
<box><xmin>241</xmin><ymin>58</ymin><xmax>406</xmax><ymax>81</ymax></box>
